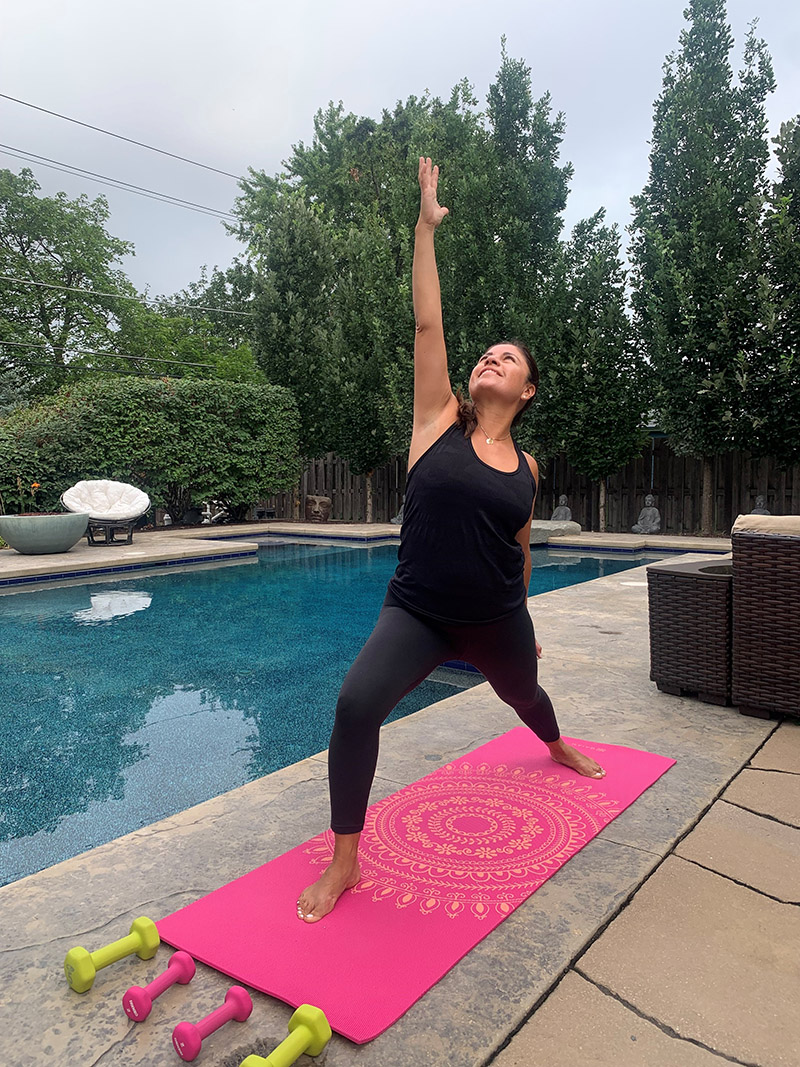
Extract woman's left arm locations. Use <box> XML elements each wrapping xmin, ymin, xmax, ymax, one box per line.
<box><xmin>515</xmin><ymin>454</ymin><xmax>541</xmax><ymax>657</ymax></box>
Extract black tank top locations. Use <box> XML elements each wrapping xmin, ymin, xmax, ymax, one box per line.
<box><xmin>388</xmin><ymin>420</ymin><xmax>537</xmax><ymax>623</ymax></box>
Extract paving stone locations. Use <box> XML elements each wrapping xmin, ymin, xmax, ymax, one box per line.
<box><xmin>335</xmin><ymin>837</ymin><xmax>661</xmax><ymax>1067</ymax></box>
<box><xmin>676</xmin><ymin>800</ymin><xmax>800</xmax><ymax>901</ymax></box>
<box><xmin>722</xmin><ymin>768</ymin><xmax>800</xmax><ymax>827</ymax></box>
<box><xmin>751</xmin><ymin>720</ymin><xmax>800</xmax><ymax>773</ymax></box>
<box><xmin>578</xmin><ymin>855</ymin><xmax>800</xmax><ymax>1067</ymax></box>
<box><xmin>492</xmin><ymin>971</ymin><xmax>723</xmax><ymax>1067</ymax></box>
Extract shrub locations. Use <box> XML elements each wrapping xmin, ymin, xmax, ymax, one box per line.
<box><xmin>0</xmin><ymin>378</ymin><xmax>302</xmax><ymax>518</ymax></box>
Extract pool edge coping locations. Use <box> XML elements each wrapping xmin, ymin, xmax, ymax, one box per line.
<box><xmin>0</xmin><ymin>523</ymin><xmax>733</xmax><ymax>588</ymax></box>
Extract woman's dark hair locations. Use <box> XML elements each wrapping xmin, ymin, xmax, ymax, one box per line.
<box><xmin>456</xmin><ymin>339</ymin><xmax>539</xmax><ymax>437</ymax></box>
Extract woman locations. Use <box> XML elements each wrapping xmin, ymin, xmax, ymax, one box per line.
<box><xmin>297</xmin><ymin>158</ymin><xmax>604</xmax><ymax>923</ymax></box>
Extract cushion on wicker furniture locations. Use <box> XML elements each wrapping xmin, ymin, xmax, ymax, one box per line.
<box><xmin>62</xmin><ymin>480</ymin><xmax>150</xmax><ymax>521</ymax></box>
<box><xmin>731</xmin><ymin>514</ymin><xmax>800</xmax><ymax>536</ymax></box>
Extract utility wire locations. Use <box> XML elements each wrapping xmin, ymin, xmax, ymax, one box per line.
<box><xmin>1</xmin><ymin>338</ymin><xmax>216</xmax><ymax>369</ymax></box>
<box><xmin>0</xmin><ymin>275</ymin><xmax>257</xmax><ymax>318</ymax></box>
<box><xmin>0</xmin><ymin>92</ymin><xmax>242</xmax><ymax>180</ymax></box>
<box><xmin>0</xmin><ymin>144</ymin><xmax>237</xmax><ymax>219</ymax></box>
<box><xmin>4</xmin><ymin>358</ymin><xmax>196</xmax><ymax>379</ymax></box>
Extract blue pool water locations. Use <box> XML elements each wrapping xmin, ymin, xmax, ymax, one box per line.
<box><xmin>0</xmin><ymin>542</ymin><xmax>663</xmax><ymax>885</ymax></box>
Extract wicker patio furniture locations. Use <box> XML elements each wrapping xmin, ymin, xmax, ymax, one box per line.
<box><xmin>61</xmin><ymin>480</ymin><xmax>151</xmax><ymax>545</ymax></box>
<box><xmin>731</xmin><ymin>514</ymin><xmax>800</xmax><ymax>719</ymax></box>
<box><xmin>647</xmin><ymin>556</ymin><xmax>733</xmax><ymax>705</ymax></box>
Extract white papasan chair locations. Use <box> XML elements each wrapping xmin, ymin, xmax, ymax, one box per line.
<box><xmin>61</xmin><ymin>479</ymin><xmax>151</xmax><ymax>545</ymax></box>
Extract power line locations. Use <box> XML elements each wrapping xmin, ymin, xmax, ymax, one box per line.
<box><xmin>0</xmin><ymin>143</ymin><xmax>236</xmax><ymax>218</ymax></box>
<box><xmin>3</xmin><ymin>358</ymin><xmax>188</xmax><ymax>379</ymax></box>
<box><xmin>0</xmin><ymin>275</ymin><xmax>256</xmax><ymax>318</ymax></box>
<box><xmin>0</xmin><ymin>144</ymin><xmax>237</xmax><ymax>219</ymax></box>
<box><xmin>1</xmin><ymin>339</ymin><xmax>216</xmax><ymax>369</ymax></box>
<box><xmin>0</xmin><ymin>92</ymin><xmax>242</xmax><ymax>180</ymax></box>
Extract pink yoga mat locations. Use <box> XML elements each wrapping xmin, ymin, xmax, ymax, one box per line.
<box><xmin>158</xmin><ymin>729</ymin><xmax>674</xmax><ymax>1043</ymax></box>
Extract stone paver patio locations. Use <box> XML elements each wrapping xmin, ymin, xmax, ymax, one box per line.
<box><xmin>1</xmin><ymin>525</ymin><xmax>796</xmax><ymax>1066</ymax></box>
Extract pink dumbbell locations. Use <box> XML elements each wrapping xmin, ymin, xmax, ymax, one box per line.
<box><xmin>122</xmin><ymin>950</ymin><xmax>196</xmax><ymax>1022</ymax></box>
<box><xmin>172</xmin><ymin>985</ymin><xmax>253</xmax><ymax>1061</ymax></box>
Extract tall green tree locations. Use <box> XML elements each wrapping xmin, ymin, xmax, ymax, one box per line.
<box><xmin>0</xmin><ymin>168</ymin><xmax>135</xmax><ymax>396</ymax></box>
<box><xmin>738</xmin><ymin>117</ymin><xmax>800</xmax><ymax>466</ymax></box>
<box><xmin>325</xmin><ymin>210</ymin><xmax>412</xmax><ymax>518</ymax></box>
<box><xmin>232</xmin><ymin>44</ymin><xmax>574</xmax><ymax>514</ymax></box>
<box><xmin>629</xmin><ymin>0</ymin><xmax>775</xmax><ymax>532</ymax></box>
<box><xmin>235</xmin><ymin>179</ymin><xmax>340</xmax><ymax>466</ymax></box>
<box><xmin>163</xmin><ymin>259</ymin><xmax>257</xmax><ymax>349</ymax></box>
<box><xmin>111</xmin><ymin>299</ymin><xmax>264</xmax><ymax>383</ymax></box>
<box><xmin>545</xmin><ymin>213</ymin><xmax>648</xmax><ymax>529</ymax></box>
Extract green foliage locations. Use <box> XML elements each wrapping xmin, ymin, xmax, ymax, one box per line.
<box><xmin>0</xmin><ymin>365</ymin><xmax>29</xmax><ymax>415</ymax></box>
<box><xmin>543</xmin><ymin>212</ymin><xmax>649</xmax><ymax>482</ymax></box>
<box><xmin>629</xmin><ymin>0</ymin><xmax>776</xmax><ymax>461</ymax></box>
<box><xmin>0</xmin><ymin>168</ymin><xmax>135</xmax><ymax>397</ymax></box>
<box><xmin>0</xmin><ymin>168</ymin><xmax>261</xmax><ymax>397</ymax></box>
<box><xmin>111</xmin><ymin>299</ymin><xmax>265</xmax><ymax>383</ymax></box>
<box><xmin>0</xmin><ymin>379</ymin><xmax>301</xmax><ymax>519</ymax></box>
<box><xmin>161</xmin><ymin>259</ymin><xmax>258</xmax><ymax>349</ymax></box>
<box><xmin>233</xmin><ymin>42</ymin><xmax>575</xmax><ymax>474</ymax></box>
<box><xmin>736</xmin><ymin>116</ymin><xmax>800</xmax><ymax>466</ymax></box>
<box><xmin>245</xmin><ymin>183</ymin><xmax>342</xmax><ymax>460</ymax></box>
<box><xmin>773</xmin><ymin>117</ymin><xmax>800</xmax><ymax>225</ymax></box>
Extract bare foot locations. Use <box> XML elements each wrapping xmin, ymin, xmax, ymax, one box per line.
<box><xmin>547</xmin><ymin>740</ymin><xmax>606</xmax><ymax>779</ymax></box>
<box><xmin>297</xmin><ymin>860</ymin><xmax>361</xmax><ymax>923</ymax></box>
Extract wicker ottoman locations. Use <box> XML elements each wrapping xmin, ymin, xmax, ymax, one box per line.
<box><xmin>732</xmin><ymin>516</ymin><xmax>800</xmax><ymax>719</ymax></box>
<box><xmin>647</xmin><ymin>557</ymin><xmax>733</xmax><ymax>705</ymax></box>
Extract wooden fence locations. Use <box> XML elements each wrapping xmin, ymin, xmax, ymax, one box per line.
<box><xmin>259</xmin><ymin>454</ymin><xmax>406</xmax><ymax>525</ymax></box>
<box><xmin>259</xmin><ymin>439</ymin><xmax>800</xmax><ymax>535</ymax></box>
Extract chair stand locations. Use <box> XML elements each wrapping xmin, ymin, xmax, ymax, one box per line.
<box><xmin>86</xmin><ymin>519</ymin><xmax>137</xmax><ymax>545</ymax></box>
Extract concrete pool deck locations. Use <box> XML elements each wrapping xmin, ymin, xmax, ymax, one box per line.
<box><xmin>0</xmin><ymin>520</ymin><xmax>733</xmax><ymax>587</ymax></box>
<box><xmin>2</xmin><ymin>531</ymin><xmax>797</xmax><ymax>1066</ymax></box>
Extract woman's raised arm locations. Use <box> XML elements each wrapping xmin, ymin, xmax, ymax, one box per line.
<box><xmin>412</xmin><ymin>157</ymin><xmax>453</xmax><ymax>426</ymax></box>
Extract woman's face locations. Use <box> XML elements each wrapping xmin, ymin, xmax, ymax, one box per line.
<box><xmin>468</xmin><ymin>343</ymin><xmax>535</xmax><ymax>409</ymax></box>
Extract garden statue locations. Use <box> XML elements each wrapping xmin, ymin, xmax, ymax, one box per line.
<box><xmin>551</xmin><ymin>495</ymin><xmax>572</xmax><ymax>521</ymax></box>
<box><xmin>632</xmin><ymin>494</ymin><xmax>661</xmax><ymax>534</ymax></box>
<box><xmin>750</xmin><ymin>495</ymin><xmax>770</xmax><ymax>515</ymax></box>
<box><xmin>305</xmin><ymin>495</ymin><xmax>332</xmax><ymax>523</ymax></box>
<box><xmin>391</xmin><ymin>497</ymin><xmax>405</xmax><ymax>524</ymax></box>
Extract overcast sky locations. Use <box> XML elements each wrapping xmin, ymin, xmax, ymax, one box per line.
<box><xmin>2</xmin><ymin>0</ymin><xmax>799</xmax><ymax>298</ymax></box>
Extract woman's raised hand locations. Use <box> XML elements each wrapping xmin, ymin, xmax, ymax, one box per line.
<box><xmin>418</xmin><ymin>157</ymin><xmax>449</xmax><ymax>229</ymax></box>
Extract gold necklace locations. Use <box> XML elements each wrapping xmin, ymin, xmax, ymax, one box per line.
<box><xmin>476</xmin><ymin>420</ymin><xmax>512</xmax><ymax>445</ymax></box>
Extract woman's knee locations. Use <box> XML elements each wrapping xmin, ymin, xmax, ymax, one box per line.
<box><xmin>332</xmin><ymin>679</ymin><xmax>385</xmax><ymax>738</ymax></box>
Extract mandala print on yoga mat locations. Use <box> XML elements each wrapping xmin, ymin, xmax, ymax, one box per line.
<box><xmin>305</xmin><ymin>758</ymin><xmax>621</xmax><ymax>919</ymax></box>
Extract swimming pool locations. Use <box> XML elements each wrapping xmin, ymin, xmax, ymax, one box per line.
<box><xmin>0</xmin><ymin>542</ymin><xmax>665</xmax><ymax>885</ymax></box>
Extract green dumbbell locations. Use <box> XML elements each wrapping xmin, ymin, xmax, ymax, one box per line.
<box><xmin>64</xmin><ymin>916</ymin><xmax>160</xmax><ymax>993</ymax></box>
<box><xmin>240</xmin><ymin>1004</ymin><xmax>331</xmax><ymax>1066</ymax></box>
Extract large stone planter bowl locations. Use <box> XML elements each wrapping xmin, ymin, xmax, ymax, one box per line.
<box><xmin>0</xmin><ymin>512</ymin><xmax>90</xmax><ymax>554</ymax></box>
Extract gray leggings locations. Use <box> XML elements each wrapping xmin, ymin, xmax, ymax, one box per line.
<box><xmin>328</xmin><ymin>587</ymin><xmax>560</xmax><ymax>834</ymax></box>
